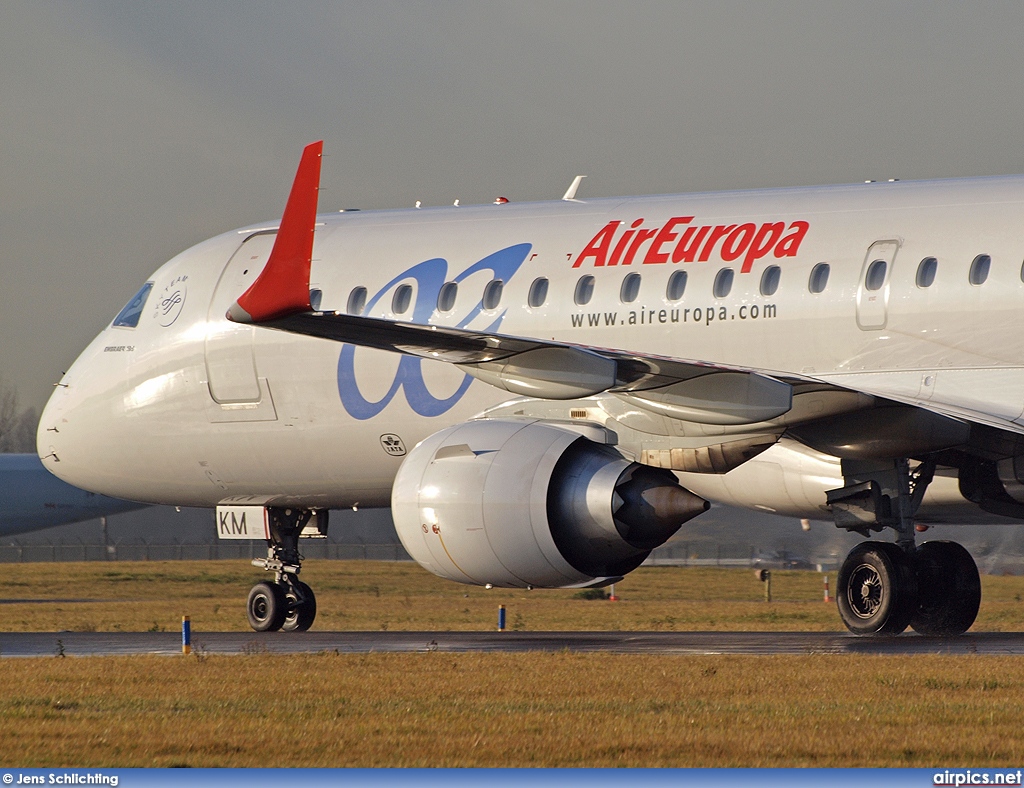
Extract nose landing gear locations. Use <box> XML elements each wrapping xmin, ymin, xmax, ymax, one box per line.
<box><xmin>246</xmin><ymin>507</ymin><xmax>322</xmax><ymax>632</ymax></box>
<box><xmin>829</xmin><ymin>458</ymin><xmax>980</xmax><ymax>636</ymax></box>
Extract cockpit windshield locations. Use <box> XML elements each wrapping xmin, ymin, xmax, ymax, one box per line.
<box><xmin>111</xmin><ymin>282</ymin><xmax>154</xmax><ymax>328</ymax></box>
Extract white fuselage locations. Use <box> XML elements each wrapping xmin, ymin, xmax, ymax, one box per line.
<box><xmin>38</xmin><ymin>176</ymin><xmax>1024</xmax><ymax>522</ymax></box>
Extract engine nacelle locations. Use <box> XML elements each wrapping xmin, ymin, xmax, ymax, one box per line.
<box><xmin>392</xmin><ymin>419</ymin><xmax>709</xmax><ymax>588</ymax></box>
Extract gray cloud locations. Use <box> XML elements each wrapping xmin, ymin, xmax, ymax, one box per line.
<box><xmin>4</xmin><ymin>1</ymin><xmax>1024</xmax><ymax>413</ymax></box>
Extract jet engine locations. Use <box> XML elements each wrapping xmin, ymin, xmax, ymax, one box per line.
<box><xmin>391</xmin><ymin>419</ymin><xmax>709</xmax><ymax>588</ymax></box>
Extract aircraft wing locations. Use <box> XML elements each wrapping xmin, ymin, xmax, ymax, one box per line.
<box><xmin>261</xmin><ymin>309</ymin><xmax>795</xmax><ymax>425</ymax></box>
<box><xmin>226</xmin><ymin>140</ymin><xmax>795</xmax><ymax>427</ymax></box>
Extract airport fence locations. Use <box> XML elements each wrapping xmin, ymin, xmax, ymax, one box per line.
<box><xmin>2</xmin><ymin>538</ymin><xmax>1023</xmax><ymax>573</ymax></box>
<box><xmin>0</xmin><ymin>540</ymin><xmax>413</xmax><ymax>563</ymax></box>
<box><xmin>0</xmin><ymin>539</ymin><xmax>810</xmax><ymax>567</ymax></box>
<box><xmin>644</xmin><ymin>542</ymin><xmax>836</xmax><ymax>570</ymax></box>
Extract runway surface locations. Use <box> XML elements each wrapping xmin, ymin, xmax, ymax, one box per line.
<box><xmin>3</xmin><ymin>630</ymin><xmax>1024</xmax><ymax>657</ymax></box>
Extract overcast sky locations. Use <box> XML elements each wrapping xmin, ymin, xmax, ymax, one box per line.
<box><xmin>4</xmin><ymin>1</ymin><xmax>1024</xmax><ymax>415</ymax></box>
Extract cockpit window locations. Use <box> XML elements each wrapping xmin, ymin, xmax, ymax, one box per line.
<box><xmin>112</xmin><ymin>282</ymin><xmax>154</xmax><ymax>328</ymax></box>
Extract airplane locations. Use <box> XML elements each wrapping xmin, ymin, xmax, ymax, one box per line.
<box><xmin>0</xmin><ymin>453</ymin><xmax>145</xmax><ymax>537</ymax></box>
<box><xmin>37</xmin><ymin>140</ymin><xmax>1024</xmax><ymax>636</ymax></box>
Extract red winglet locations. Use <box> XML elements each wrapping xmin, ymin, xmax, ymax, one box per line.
<box><xmin>227</xmin><ymin>140</ymin><xmax>323</xmax><ymax>323</ymax></box>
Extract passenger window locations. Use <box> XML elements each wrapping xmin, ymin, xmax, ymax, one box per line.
<box><xmin>916</xmin><ymin>257</ymin><xmax>938</xmax><ymax>288</ymax></box>
<box><xmin>713</xmin><ymin>268</ymin><xmax>734</xmax><ymax>298</ymax></box>
<box><xmin>759</xmin><ymin>265</ymin><xmax>781</xmax><ymax>297</ymax></box>
<box><xmin>528</xmin><ymin>277</ymin><xmax>549</xmax><ymax>308</ymax></box>
<box><xmin>666</xmin><ymin>270</ymin><xmax>687</xmax><ymax>301</ymax></box>
<box><xmin>809</xmin><ymin>263</ymin><xmax>830</xmax><ymax>294</ymax></box>
<box><xmin>347</xmin><ymin>286</ymin><xmax>367</xmax><ymax>316</ymax></box>
<box><xmin>437</xmin><ymin>281</ymin><xmax>458</xmax><ymax>312</ymax></box>
<box><xmin>112</xmin><ymin>282</ymin><xmax>154</xmax><ymax>328</ymax></box>
<box><xmin>482</xmin><ymin>279</ymin><xmax>504</xmax><ymax>310</ymax></box>
<box><xmin>620</xmin><ymin>273</ymin><xmax>641</xmax><ymax>303</ymax></box>
<box><xmin>574</xmin><ymin>275</ymin><xmax>595</xmax><ymax>306</ymax></box>
<box><xmin>392</xmin><ymin>284</ymin><xmax>413</xmax><ymax>315</ymax></box>
<box><xmin>970</xmin><ymin>254</ymin><xmax>991</xmax><ymax>286</ymax></box>
<box><xmin>865</xmin><ymin>259</ymin><xmax>887</xmax><ymax>291</ymax></box>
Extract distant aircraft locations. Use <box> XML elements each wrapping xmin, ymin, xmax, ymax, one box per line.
<box><xmin>0</xmin><ymin>453</ymin><xmax>145</xmax><ymax>537</ymax></box>
<box><xmin>40</xmin><ymin>141</ymin><xmax>1021</xmax><ymax>636</ymax></box>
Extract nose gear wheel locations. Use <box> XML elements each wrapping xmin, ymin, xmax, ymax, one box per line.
<box><xmin>247</xmin><ymin>581</ymin><xmax>287</xmax><ymax>632</ymax></box>
<box><xmin>245</xmin><ymin>507</ymin><xmax>323</xmax><ymax>632</ymax></box>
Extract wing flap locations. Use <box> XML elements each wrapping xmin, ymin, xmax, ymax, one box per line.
<box><xmin>462</xmin><ymin>347</ymin><xmax>618</xmax><ymax>399</ymax></box>
<box><xmin>618</xmin><ymin>372</ymin><xmax>793</xmax><ymax>426</ymax></box>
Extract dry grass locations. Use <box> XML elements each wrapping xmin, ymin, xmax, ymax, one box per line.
<box><xmin>1</xmin><ymin>652</ymin><xmax>1023</xmax><ymax>767</ymax></box>
<box><xmin>1</xmin><ymin>559</ymin><xmax>1023</xmax><ymax>634</ymax></box>
<box><xmin>3</xmin><ymin>561</ymin><xmax>1024</xmax><ymax>767</ymax></box>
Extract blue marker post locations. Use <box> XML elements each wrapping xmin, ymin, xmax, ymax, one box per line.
<box><xmin>498</xmin><ymin>605</ymin><xmax>506</xmax><ymax>632</ymax></box>
<box><xmin>182</xmin><ymin>615</ymin><xmax>191</xmax><ymax>655</ymax></box>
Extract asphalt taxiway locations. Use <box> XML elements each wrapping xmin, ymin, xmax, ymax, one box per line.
<box><xmin>3</xmin><ymin>630</ymin><xmax>1024</xmax><ymax>657</ymax></box>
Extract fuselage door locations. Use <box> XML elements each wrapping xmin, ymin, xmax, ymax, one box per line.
<box><xmin>856</xmin><ymin>239</ymin><xmax>900</xmax><ymax>330</ymax></box>
<box><xmin>205</xmin><ymin>232</ymin><xmax>276</xmax><ymax>403</ymax></box>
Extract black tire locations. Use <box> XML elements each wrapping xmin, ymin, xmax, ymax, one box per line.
<box><xmin>281</xmin><ymin>581</ymin><xmax>317</xmax><ymax>632</ymax></box>
<box><xmin>247</xmin><ymin>581</ymin><xmax>287</xmax><ymax>632</ymax></box>
<box><xmin>911</xmin><ymin>541</ymin><xmax>981</xmax><ymax>636</ymax></box>
<box><xmin>837</xmin><ymin>541</ymin><xmax>918</xmax><ymax>635</ymax></box>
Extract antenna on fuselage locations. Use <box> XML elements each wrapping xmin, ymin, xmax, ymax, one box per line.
<box><xmin>562</xmin><ymin>175</ymin><xmax>587</xmax><ymax>201</ymax></box>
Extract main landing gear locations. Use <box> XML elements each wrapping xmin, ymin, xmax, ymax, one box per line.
<box><xmin>828</xmin><ymin>458</ymin><xmax>981</xmax><ymax>636</ymax></box>
<box><xmin>246</xmin><ymin>507</ymin><xmax>320</xmax><ymax>632</ymax></box>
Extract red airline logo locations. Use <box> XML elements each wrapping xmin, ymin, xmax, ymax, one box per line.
<box><xmin>572</xmin><ymin>216</ymin><xmax>809</xmax><ymax>274</ymax></box>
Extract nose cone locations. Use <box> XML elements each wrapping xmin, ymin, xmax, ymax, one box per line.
<box><xmin>612</xmin><ymin>466</ymin><xmax>710</xmax><ymax>550</ymax></box>
<box><xmin>37</xmin><ymin>331</ymin><xmax>128</xmax><ymax>496</ymax></box>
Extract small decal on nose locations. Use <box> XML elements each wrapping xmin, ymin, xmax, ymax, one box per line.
<box><xmin>155</xmin><ymin>274</ymin><xmax>189</xmax><ymax>327</ymax></box>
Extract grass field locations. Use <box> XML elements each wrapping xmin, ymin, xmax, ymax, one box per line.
<box><xmin>4</xmin><ymin>558</ymin><xmax>1024</xmax><ymax>633</ymax></box>
<box><xmin>3</xmin><ymin>652</ymin><xmax>1024</xmax><ymax>767</ymax></box>
<box><xmin>3</xmin><ymin>560</ymin><xmax>1024</xmax><ymax>767</ymax></box>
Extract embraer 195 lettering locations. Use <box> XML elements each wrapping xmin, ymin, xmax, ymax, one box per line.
<box><xmin>42</xmin><ymin>141</ymin><xmax>1024</xmax><ymax>635</ymax></box>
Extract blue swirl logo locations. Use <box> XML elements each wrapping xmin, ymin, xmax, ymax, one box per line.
<box><xmin>338</xmin><ymin>243</ymin><xmax>531</xmax><ymax>419</ymax></box>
